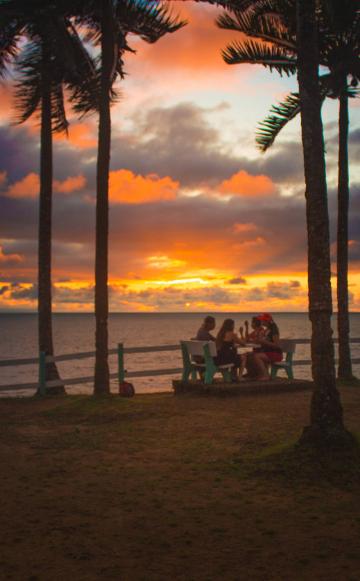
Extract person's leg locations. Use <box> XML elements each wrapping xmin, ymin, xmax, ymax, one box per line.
<box><xmin>253</xmin><ymin>353</ymin><xmax>270</xmax><ymax>380</ymax></box>
<box><xmin>238</xmin><ymin>354</ymin><xmax>246</xmax><ymax>379</ymax></box>
<box><xmin>244</xmin><ymin>352</ymin><xmax>257</xmax><ymax>378</ymax></box>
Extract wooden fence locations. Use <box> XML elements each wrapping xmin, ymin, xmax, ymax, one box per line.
<box><xmin>1</xmin><ymin>338</ymin><xmax>360</xmax><ymax>394</ymax></box>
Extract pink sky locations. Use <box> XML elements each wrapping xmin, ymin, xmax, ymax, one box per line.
<box><xmin>0</xmin><ymin>1</ymin><xmax>359</xmax><ymax>312</ymax></box>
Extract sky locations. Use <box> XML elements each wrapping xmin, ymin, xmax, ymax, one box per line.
<box><xmin>0</xmin><ymin>0</ymin><xmax>359</xmax><ymax>313</ymax></box>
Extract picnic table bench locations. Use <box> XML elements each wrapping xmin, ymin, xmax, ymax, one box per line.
<box><xmin>180</xmin><ymin>339</ymin><xmax>297</xmax><ymax>384</ymax></box>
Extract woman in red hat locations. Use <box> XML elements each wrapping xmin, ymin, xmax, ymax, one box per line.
<box><xmin>250</xmin><ymin>313</ymin><xmax>282</xmax><ymax>380</ymax></box>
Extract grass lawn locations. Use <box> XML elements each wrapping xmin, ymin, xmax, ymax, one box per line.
<box><xmin>1</xmin><ymin>384</ymin><xmax>360</xmax><ymax>580</ymax></box>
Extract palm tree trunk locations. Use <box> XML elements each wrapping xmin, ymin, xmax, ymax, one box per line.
<box><xmin>94</xmin><ymin>0</ymin><xmax>114</xmax><ymax>394</ymax></box>
<box><xmin>296</xmin><ymin>0</ymin><xmax>350</xmax><ymax>446</ymax></box>
<box><xmin>337</xmin><ymin>87</ymin><xmax>353</xmax><ymax>379</ymax></box>
<box><xmin>37</xmin><ymin>64</ymin><xmax>64</xmax><ymax>395</ymax></box>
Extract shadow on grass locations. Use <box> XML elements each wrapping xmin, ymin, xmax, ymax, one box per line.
<box><xmin>337</xmin><ymin>376</ymin><xmax>360</xmax><ymax>389</ymax></box>
<box><xmin>229</xmin><ymin>434</ymin><xmax>360</xmax><ymax>489</ymax></box>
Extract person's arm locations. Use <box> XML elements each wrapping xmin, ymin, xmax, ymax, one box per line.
<box><xmin>244</xmin><ymin>320</ymin><xmax>250</xmax><ymax>342</ymax></box>
<box><xmin>259</xmin><ymin>330</ymin><xmax>280</xmax><ymax>349</ymax></box>
<box><xmin>230</xmin><ymin>331</ymin><xmax>246</xmax><ymax>346</ymax></box>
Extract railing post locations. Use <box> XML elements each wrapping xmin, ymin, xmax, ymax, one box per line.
<box><xmin>118</xmin><ymin>343</ymin><xmax>125</xmax><ymax>384</ymax></box>
<box><xmin>38</xmin><ymin>351</ymin><xmax>46</xmax><ymax>396</ymax></box>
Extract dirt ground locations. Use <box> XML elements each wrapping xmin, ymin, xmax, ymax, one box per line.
<box><xmin>1</xmin><ymin>384</ymin><xmax>360</xmax><ymax>581</ymax></box>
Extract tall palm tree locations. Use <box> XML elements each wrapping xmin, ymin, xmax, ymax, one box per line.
<box><xmin>217</xmin><ymin>0</ymin><xmax>353</xmax><ymax>443</ymax></box>
<box><xmin>218</xmin><ymin>0</ymin><xmax>359</xmax><ymax>380</ymax></box>
<box><xmin>72</xmin><ymin>1</ymin><xmax>186</xmax><ymax>395</ymax></box>
<box><xmin>295</xmin><ymin>0</ymin><xmax>352</xmax><ymax>444</ymax></box>
<box><xmin>255</xmin><ymin>0</ymin><xmax>359</xmax><ymax>380</ymax></box>
<box><xmin>0</xmin><ymin>1</ymin><xmax>96</xmax><ymax>394</ymax></box>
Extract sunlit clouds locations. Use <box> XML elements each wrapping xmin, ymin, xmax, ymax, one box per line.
<box><xmin>218</xmin><ymin>170</ymin><xmax>276</xmax><ymax>197</ymax></box>
<box><xmin>5</xmin><ymin>172</ymin><xmax>39</xmax><ymax>199</ymax></box>
<box><xmin>54</xmin><ymin>175</ymin><xmax>87</xmax><ymax>194</ymax></box>
<box><xmin>109</xmin><ymin>170</ymin><xmax>179</xmax><ymax>204</ymax></box>
<box><xmin>3</xmin><ymin>173</ymin><xmax>87</xmax><ymax>198</ymax></box>
<box><xmin>54</xmin><ymin>123</ymin><xmax>98</xmax><ymax>149</ymax></box>
<box><xmin>0</xmin><ymin>0</ymin><xmax>360</xmax><ymax>312</ymax></box>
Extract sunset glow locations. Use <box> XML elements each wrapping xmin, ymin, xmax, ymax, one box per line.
<box><xmin>0</xmin><ymin>1</ymin><xmax>359</xmax><ymax>313</ymax></box>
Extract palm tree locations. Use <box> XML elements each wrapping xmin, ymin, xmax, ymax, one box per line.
<box><xmin>71</xmin><ymin>1</ymin><xmax>186</xmax><ymax>395</ymax></box>
<box><xmin>255</xmin><ymin>1</ymin><xmax>359</xmax><ymax>380</ymax></box>
<box><xmin>218</xmin><ymin>0</ymin><xmax>359</xmax><ymax>380</ymax></box>
<box><xmin>0</xmin><ymin>1</ymin><xmax>96</xmax><ymax>394</ymax></box>
<box><xmin>217</xmin><ymin>0</ymin><xmax>354</xmax><ymax>443</ymax></box>
<box><xmin>295</xmin><ymin>0</ymin><xmax>347</xmax><ymax>444</ymax></box>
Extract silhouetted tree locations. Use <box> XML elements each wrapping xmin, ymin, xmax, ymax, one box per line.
<box><xmin>72</xmin><ymin>0</ymin><xmax>186</xmax><ymax>394</ymax></box>
<box><xmin>216</xmin><ymin>0</ymin><xmax>356</xmax><ymax>443</ymax></box>
<box><xmin>0</xmin><ymin>0</ymin><xmax>95</xmax><ymax>394</ymax></box>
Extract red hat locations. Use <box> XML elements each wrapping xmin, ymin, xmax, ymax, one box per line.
<box><xmin>257</xmin><ymin>313</ymin><xmax>273</xmax><ymax>322</ymax></box>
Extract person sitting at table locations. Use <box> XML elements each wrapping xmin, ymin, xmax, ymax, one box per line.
<box><xmin>215</xmin><ymin>318</ymin><xmax>246</xmax><ymax>381</ymax></box>
<box><xmin>192</xmin><ymin>315</ymin><xmax>216</xmax><ymax>366</ymax></box>
<box><xmin>240</xmin><ymin>316</ymin><xmax>265</xmax><ymax>343</ymax></box>
<box><xmin>195</xmin><ymin>315</ymin><xmax>216</xmax><ymax>342</ymax></box>
<box><xmin>251</xmin><ymin>313</ymin><xmax>283</xmax><ymax>381</ymax></box>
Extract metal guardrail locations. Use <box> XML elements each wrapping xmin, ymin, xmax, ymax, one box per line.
<box><xmin>0</xmin><ymin>339</ymin><xmax>359</xmax><ymax>393</ymax></box>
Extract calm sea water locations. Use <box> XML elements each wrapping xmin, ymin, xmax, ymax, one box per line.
<box><xmin>1</xmin><ymin>312</ymin><xmax>360</xmax><ymax>396</ymax></box>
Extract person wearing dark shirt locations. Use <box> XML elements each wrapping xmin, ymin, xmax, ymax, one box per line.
<box><xmin>215</xmin><ymin>318</ymin><xmax>246</xmax><ymax>381</ymax></box>
<box><xmin>193</xmin><ymin>315</ymin><xmax>216</xmax><ymax>367</ymax></box>
<box><xmin>195</xmin><ymin>315</ymin><xmax>216</xmax><ymax>341</ymax></box>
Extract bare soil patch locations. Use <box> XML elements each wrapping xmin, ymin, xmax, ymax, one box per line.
<box><xmin>1</xmin><ymin>384</ymin><xmax>360</xmax><ymax>580</ymax></box>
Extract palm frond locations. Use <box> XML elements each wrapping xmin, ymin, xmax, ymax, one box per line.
<box><xmin>13</xmin><ymin>41</ymin><xmax>42</xmax><ymax>124</ymax></box>
<box><xmin>217</xmin><ymin>9</ymin><xmax>296</xmax><ymax>51</ymax></box>
<box><xmin>256</xmin><ymin>74</ymin><xmax>334</xmax><ymax>151</ymax></box>
<box><xmin>51</xmin><ymin>83</ymin><xmax>69</xmax><ymax>134</ymax></box>
<box><xmin>0</xmin><ymin>20</ymin><xmax>23</xmax><ymax>77</ymax></box>
<box><xmin>256</xmin><ymin>92</ymin><xmax>300</xmax><ymax>151</ymax></box>
<box><xmin>116</xmin><ymin>0</ymin><xmax>187</xmax><ymax>43</ymax></box>
<box><xmin>222</xmin><ymin>39</ymin><xmax>296</xmax><ymax>75</ymax></box>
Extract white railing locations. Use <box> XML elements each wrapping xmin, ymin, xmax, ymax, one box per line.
<box><xmin>0</xmin><ymin>338</ymin><xmax>359</xmax><ymax>394</ymax></box>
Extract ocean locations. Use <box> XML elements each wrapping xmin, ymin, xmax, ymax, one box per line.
<box><xmin>1</xmin><ymin>312</ymin><xmax>360</xmax><ymax>396</ymax></box>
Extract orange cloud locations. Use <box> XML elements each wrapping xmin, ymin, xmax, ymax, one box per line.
<box><xmin>0</xmin><ymin>85</ymin><xmax>14</xmax><ymax>123</ymax></box>
<box><xmin>6</xmin><ymin>173</ymin><xmax>39</xmax><ymax>199</ymax></box>
<box><xmin>54</xmin><ymin>175</ymin><xmax>86</xmax><ymax>194</ymax></box>
<box><xmin>0</xmin><ymin>171</ymin><xmax>7</xmax><ymax>187</ymax></box>
<box><xmin>5</xmin><ymin>173</ymin><xmax>87</xmax><ymax>198</ymax></box>
<box><xmin>129</xmin><ymin>2</ymin><xmax>246</xmax><ymax>73</ymax></box>
<box><xmin>233</xmin><ymin>222</ymin><xmax>258</xmax><ymax>234</ymax></box>
<box><xmin>218</xmin><ymin>171</ymin><xmax>275</xmax><ymax>197</ymax></box>
<box><xmin>54</xmin><ymin>122</ymin><xmax>97</xmax><ymax>149</ymax></box>
<box><xmin>109</xmin><ymin>169</ymin><xmax>179</xmax><ymax>204</ymax></box>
